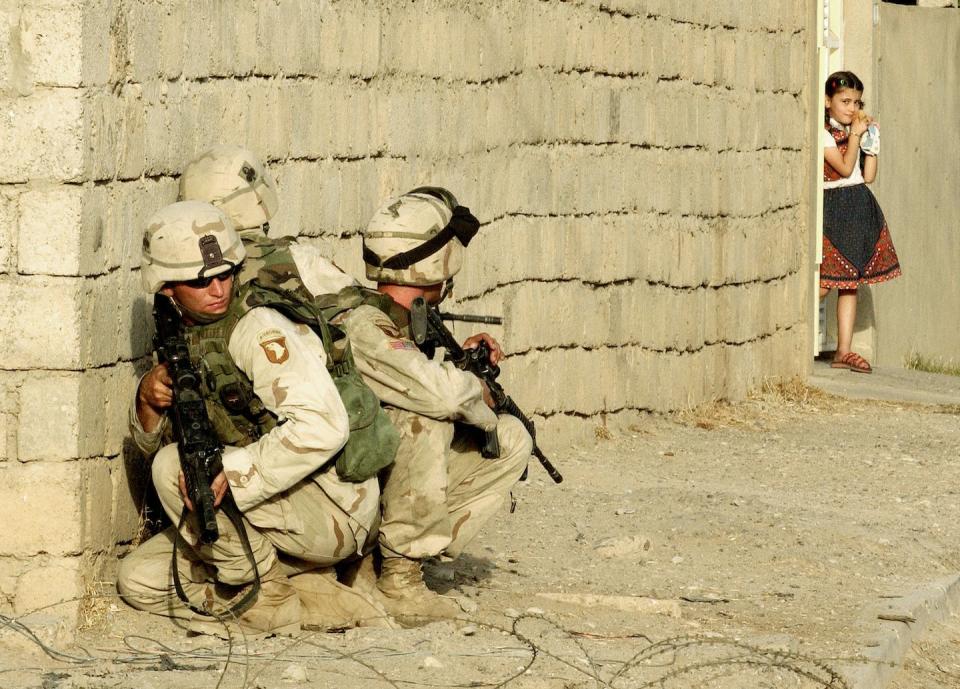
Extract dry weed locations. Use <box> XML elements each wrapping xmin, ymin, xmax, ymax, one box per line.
<box><xmin>751</xmin><ymin>377</ymin><xmax>849</xmax><ymax>413</ymax></box>
<box><xmin>674</xmin><ymin>378</ymin><xmax>855</xmax><ymax>431</ymax></box>
<box><xmin>672</xmin><ymin>399</ymin><xmax>762</xmax><ymax>431</ymax></box>
<box><xmin>594</xmin><ymin>424</ymin><xmax>613</xmax><ymax>440</ymax></box>
<box><xmin>77</xmin><ymin>580</ymin><xmax>114</xmax><ymax>632</ymax></box>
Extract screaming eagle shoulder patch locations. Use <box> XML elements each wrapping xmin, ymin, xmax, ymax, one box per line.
<box><xmin>258</xmin><ymin>328</ymin><xmax>290</xmax><ymax>364</ymax></box>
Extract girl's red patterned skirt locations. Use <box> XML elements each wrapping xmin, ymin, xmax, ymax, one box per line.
<box><xmin>821</xmin><ymin>183</ymin><xmax>901</xmax><ymax>290</ymax></box>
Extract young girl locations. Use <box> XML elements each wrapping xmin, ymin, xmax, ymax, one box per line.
<box><xmin>821</xmin><ymin>71</ymin><xmax>901</xmax><ymax>373</ymax></box>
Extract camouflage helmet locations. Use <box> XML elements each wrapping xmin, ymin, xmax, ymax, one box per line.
<box><xmin>362</xmin><ymin>187</ymin><xmax>480</xmax><ymax>286</ymax></box>
<box><xmin>178</xmin><ymin>145</ymin><xmax>279</xmax><ymax>231</ymax></box>
<box><xmin>140</xmin><ymin>201</ymin><xmax>246</xmax><ymax>293</ymax></box>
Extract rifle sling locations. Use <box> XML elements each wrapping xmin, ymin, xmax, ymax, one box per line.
<box><xmin>171</xmin><ymin>496</ymin><xmax>262</xmax><ymax>620</ymax></box>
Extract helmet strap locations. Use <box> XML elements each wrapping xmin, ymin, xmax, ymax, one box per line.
<box><xmin>363</xmin><ymin>205</ymin><xmax>479</xmax><ymax>270</ymax></box>
<box><xmin>439</xmin><ymin>277</ymin><xmax>455</xmax><ymax>303</ymax></box>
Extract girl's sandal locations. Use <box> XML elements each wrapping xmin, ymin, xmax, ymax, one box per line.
<box><xmin>831</xmin><ymin>351</ymin><xmax>872</xmax><ymax>374</ymax></box>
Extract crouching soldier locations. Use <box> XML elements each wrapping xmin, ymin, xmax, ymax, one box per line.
<box><xmin>337</xmin><ymin>188</ymin><xmax>532</xmax><ymax>625</ymax></box>
<box><xmin>117</xmin><ymin>201</ymin><xmax>386</xmax><ymax>636</ymax></box>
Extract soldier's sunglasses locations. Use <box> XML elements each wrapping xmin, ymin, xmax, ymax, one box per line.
<box><xmin>182</xmin><ymin>264</ymin><xmax>241</xmax><ymax>289</ymax></box>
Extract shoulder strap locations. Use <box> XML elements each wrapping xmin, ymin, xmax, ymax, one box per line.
<box><xmin>234</xmin><ymin>281</ymin><xmax>339</xmax><ymax>370</ymax></box>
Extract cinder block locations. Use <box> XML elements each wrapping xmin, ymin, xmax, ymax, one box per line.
<box><xmin>103</xmin><ymin>366</ymin><xmax>140</xmax><ymax>458</ymax></box>
<box><xmin>17</xmin><ymin>186</ymin><xmax>84</xmax><ymax>276</ymax></box>
<box><xmin>17</xmin><ymin>373</ymin><xmax>81</xmax><ymax>462</ymax></box>
<box><xmin>250</xmin><ymin>2</ymin><xmax>281</xmax><ymax>76</ymax></box>
<box><xmin>78</xmin><ymin>363</ymin><xmax>140</xmax><ymax>460</ymax></box>
<box><xmin>0</xmin><ymin>90</ymin><xmax>83</xmax><ymax>183</ymax></box>
<box><xmin>136</xmin><ymin>82</ymin><xmax>166</xmax><ymax>177</ymax></box>
<box><xmin>85</xmin><ymin>89</ymin><xmax>122</xmax><ymax>181</ymax></box>
<box><xmin>125</xmin><ymin>1</ymin><xmax>161</xmax><ymax>83</ymax></box>
<box><xmin>0</xmin><ymin>190</ymin><xmax>16</xmax><ymax>273</ymax></box>
<box><xmin>0</xmin><ymin>462</ymin><xmax>83</xmax><ymax>556</ymax></box>
<box><xmin>83</xmin><ymin>459</ymin><xmax>114</xmax><ymax>552</ymax></box>
<box><xmin>715</xmin><ymin>32</ymin><xmax>738</xmax><ymax>90</ymax></box>
<box><xmin>20</xmin><ymin>2</ymin><xmax>83</xmax><ymax>88</ymax></box>
<box><xmin>318</xmin><ymin>3</ymin><xmax>344</xmax><ymax>72</ymax></box>
<box><xmin>101</xmin><ymin>177</ymin><xmax>177</xmax><ymax>273</ymax></box>
<box><xmin>80</xmin><ymin>0</ymin><xmax>112</xmax><ymax>86</ymax></box>
<box><xmin>79</xmin><ymin>269</ymin><xmax>151</xmax><ymax>368</ymax></box>
<box><xmin>156</xmin><ymin>0</ymin><xmax>186</xmax><ymax>78</ymax></box>
<box><xmin>0</xmin><ymin>412</ymin><xmax>10</xmax><ymax>462</ymax></box>
<box><xmin>0</xmin><ymin>275</ymin><xmax>81</xmax><ymax>369</ymax></box>
<box><xmin>104</xmin><ymin>84</ymin><xmax>149</xmax><ymax>181</ymax></box>
<box><xmin>13</xmin><ymin>557</ymin><xmax>81</xmax><ymax>615</ymax></box>
<box><xmin>247</xmin><ymin>80</ymin><xmax>288</xmax><ymax>161</ymax></box>
<box><xmin>113</xmin><ymin>448</ymin><xmax>150</xmax><ymax>544</ymax></box>
<box><xmin>356</xmin><ymin>3</ymin><xmax>385</xmax><ymax>79</ymax></box>
<box><xmin>207</xmin><ymin>2</ymin><xmax>238</xmax><ymax>77</ymax></box>
<box><xmin>0</xmin><ymin>8</ymin><xmax>27</xmax><ymax>96</ymax></box>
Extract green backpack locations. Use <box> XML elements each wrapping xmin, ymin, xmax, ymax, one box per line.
<box><xmin>188</xmin><ymin>234</ymin><xmax>399</xmax><ymax>482</ymax></box>
<box><xmin>233</xmin><ymin>280</ymin><xmax>399</xmax><ymax>482</ymax></box>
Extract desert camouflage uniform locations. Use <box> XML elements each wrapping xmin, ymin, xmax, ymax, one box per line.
<box><xmin>119</xmin><ymin>306</ymin><xmax>380</xmax><ymax>624</ymax></box>
<box><xmin>338</xmin><ymin>304</ymin><xmax>531</xmax><ymax>560</ymax></box>
<box><xmin>237</xmin><ymin>231</ymin><xmax>358</xmax><ymax>297</ymax></box>
<box><xmin>234</xmin><ymin>233</ymin><xmax>528</xmax><ymax>560</ymax></box>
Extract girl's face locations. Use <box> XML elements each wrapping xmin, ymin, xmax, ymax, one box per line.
<box><xmin>826</xmin><ymin>88</ymin><xmax>864</xmax><ymax>125</ymax></box>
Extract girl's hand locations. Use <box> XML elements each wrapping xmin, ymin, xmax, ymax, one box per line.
<box><xmin>850</xmin><ymin>111</ymin><xmax>869</xmax><ymax>136</ymax></box>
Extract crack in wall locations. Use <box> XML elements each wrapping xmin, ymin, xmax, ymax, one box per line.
<box><xmin>505</xmin><ymin>320</ymin><xmax>800</xmax><ymax>359</ymax></box>
<box><xmin>455</xmin><ymin>270</ymin><xmax>799</xmax><ymax>304</ymax></box>
<box><xmin>84</xmin><ymin>60</ymin><xmax>804</xmax><ymax>99</ymax></box>
<box><xmin>70</xmin><ymin>140</ymin><xmax>804</xmax><ymax>186</ymax></box>
<box><xmin>482</xmin><ymin>201</ymin><xmax>801</xmax><ymax>225</ymax></box>
<box><xmin>586</xmin><ymin>1</ymin><xmax>808</xmax><ymax>36</ymax></box>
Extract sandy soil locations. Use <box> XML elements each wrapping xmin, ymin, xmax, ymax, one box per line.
<box><xmin>2</xmin><ymin>382</ymin><xmax>958</xmax><ymax>689</ymax></box>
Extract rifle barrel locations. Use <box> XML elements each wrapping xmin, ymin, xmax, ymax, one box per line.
<box><xmin>437</xmin><ymin>312</ymin><xmax>503</xmax><ymax>325</ymax></box>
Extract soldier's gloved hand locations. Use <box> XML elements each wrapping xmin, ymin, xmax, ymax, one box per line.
<box><xmin>139</xmin><ymin>363</ymin><xmax>174</xmax><ymax>410</ymax></box>
<box><xmin>463</xmin><ymin>333</ymin><xmax>503</xmax><ymax>365</ymax></box>
<box><xmin>178</xmin><ymin>470</ymin><xmax>229</xmax><ymax>512</ymax></box>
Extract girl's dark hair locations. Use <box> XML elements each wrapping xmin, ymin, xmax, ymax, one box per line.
<box><xmin>825</xmin><ymin>71</ymin><xmax>864</xmax><ymax>96</ymax></box>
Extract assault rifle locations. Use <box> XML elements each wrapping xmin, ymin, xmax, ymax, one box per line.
<box><xmin>409</xmin><ymin>297</ymin><xmax>563</xmax><ymax>484</ymax></box>
<box><xmin>153</xmin><ymin>294</ymin><xmax>224</xmax><ymax>544</ymax></box>
<box><xmin>153</xmin><ymin>294</ymin><xmax>260</xmax><ymax>616</ymax></box>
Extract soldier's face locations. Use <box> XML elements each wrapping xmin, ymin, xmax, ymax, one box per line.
<box><xmin>161</xmin><ymin>272</ymin><xmax>234</xmax><ymax>321</ymax></box>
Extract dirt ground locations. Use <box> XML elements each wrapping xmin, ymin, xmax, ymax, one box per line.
<box><xmin>2</xmin><ymin>381</ymin><xmax>959</xmax><ymax>689</ymax></box>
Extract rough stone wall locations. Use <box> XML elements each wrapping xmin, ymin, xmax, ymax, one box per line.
<box><xmin>0</xmin><ymin>0</ymin><xmax>814</xmax><ymax>622</ymax></box>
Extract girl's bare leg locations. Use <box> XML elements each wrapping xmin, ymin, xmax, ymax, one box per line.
<box><xmin>819</xmin><ymin>286</ymin><xmax>830</xmax><ymax>299</ymax></box>
<box><xmin>836</xmin><ymin>288</ymin><xmax>858</xmax><ymax>356</ymax></box>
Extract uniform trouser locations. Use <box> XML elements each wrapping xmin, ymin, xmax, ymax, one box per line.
<box><xmin>378</xmin><ymin>411</ymin><xmax>531</xmax><ymax>560</ymax></box>
<box><xmin>117</xmin><ymin>444</ymin><xmax>373</xmax><ymax>622</ymax></box>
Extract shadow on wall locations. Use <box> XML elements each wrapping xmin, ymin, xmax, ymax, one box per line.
<box><xmin>854</xmin><ymin>285</ymin><xmax>875</xmax><ymax>353</ymax></box>
<box><xmin>120</xmin><ymin>294</ymin><xmax>168</xmax><ymax>546</ymax></box>
<box><xmin>120</xmin><ymin>437</ymin><xmax>166</xmax><ymax>544</ymax></box>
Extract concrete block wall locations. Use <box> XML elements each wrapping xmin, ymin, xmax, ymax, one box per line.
<box><xmin>0</xmin><ymin>0</ymin><xmax>815</xmax><ymax>623</ymax></box>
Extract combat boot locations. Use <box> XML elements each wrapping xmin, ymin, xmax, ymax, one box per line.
<box><xmin>187</xmin><ymin>562</ymin><xmax>301</xmax><ymax>638</ymax></box>
<box><xmin>376</xmin><ymin>556</ymin><xmax>462</xmax><ymax>627</ymax></box>
<box><xmin>338</xmin><ymin>551</ymin><xmax>380</xmax><ymax>600</ymax></box>
<box><xmin>291</xmin><ymin>567</ymin><xmax>397</xmax><ymax>630</ymax></box>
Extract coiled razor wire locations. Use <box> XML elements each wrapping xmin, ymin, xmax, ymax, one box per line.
<box><xmin>1</xmin><ymin>597</ymin><xmax>866</xmax><ymax>689</ymax></box>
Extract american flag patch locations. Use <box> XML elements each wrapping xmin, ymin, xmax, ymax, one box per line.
<box><xmin>388</xmin><ymin>340</ymin><xmax>418</xmax><ymax>351</ymax></box>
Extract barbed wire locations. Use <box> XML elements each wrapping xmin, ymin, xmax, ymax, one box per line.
<box><xmin>0</xmin><ymin>594</ymin><xmax>868</xmax><ymax>689</ymax></box>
